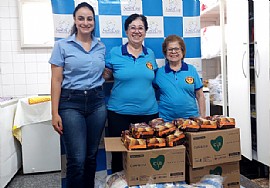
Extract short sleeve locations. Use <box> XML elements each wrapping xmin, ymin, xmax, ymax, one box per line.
<box><xmin>105</xmin><ymin>49</ymin><xmax>113</xmax><ymax>69</ymax></box>
<box><xmin>192</xmin><ymin>65</ymin><xmax>203</xmax><ymax>90</ymax></box>
<box><xmin>147</xmin><ymin>48</ymin><xmax>158</xmax><ymax>71</ymax></box>
<box><xmin>48</xmin><ymin>41</ymin><xmax>65</xmax><ymax>67</ymax></box>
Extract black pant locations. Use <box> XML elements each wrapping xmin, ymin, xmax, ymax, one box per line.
<box><xmin>107</xmin><ymin>110</ymin><xmax>159</xmax><ymax>173</ymax></box>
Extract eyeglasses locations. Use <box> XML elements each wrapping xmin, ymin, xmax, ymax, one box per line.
<box><xmin>167</xmin><ymin>47</ymin><xmax>181</xmax><ymax>53</ymax></box>
<box><xmin>128</xmin><ymin>25</ymin><xmax>145</xmax><ymax>33</ymax></box>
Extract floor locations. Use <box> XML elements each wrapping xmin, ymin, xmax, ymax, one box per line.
<box><xmin>5</xmin><ymin>170</ymin><xmax>61</xmax><ymax>188</ymax></box>
<box><xmin>241</xmin><ymin>175</ymin><xmax>269</xmax><ymax>188</ymax></box>
<box><xmin>5</xmin><ymin>169</ymin><xmax>269</xmax><ymax>188</ymax></box>
<box><xmin>250</xmin><ymin>178</ymin><xmax>269</xmax><ymax>188</ymax></box>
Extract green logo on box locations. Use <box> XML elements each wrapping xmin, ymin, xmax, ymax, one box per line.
<box><xmin>210</xmin><ymin>166</ymin><xmax>222</xmax><ymax>175</ymax></box>
<box><xmin>150</xmin><ymin>155</ymin><xmax>165</xmax><ymax>170</ymax></box>
<box><xmin>210</xmin><ymin>136</ymin><xmax>223</xmax><ymax>151</ymax></box>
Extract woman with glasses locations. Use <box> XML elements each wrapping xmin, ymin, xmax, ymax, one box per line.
<box><xmin>154</xmin><ymin>35</ymin><xmax>206</xmax><ymax>122</ymax></box>
<box><xmin>103</xmin><ymin>14</ymin><xmax>159</xmax><ymax>173</ymax></box>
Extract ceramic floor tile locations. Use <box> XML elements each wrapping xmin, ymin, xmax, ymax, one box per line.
<box><xmin>5</xmin><ymin>171</ymin><xmax>268</xmax><ymax>188</ymax></box>
<box><xmin>251</xmin><ymin>178</ymin><xmax>269</xmax><ymax>188</ymax></box>
<box><xmin>240</xmin><ymin>175</ymin><xmax>267</xmax><ymax>188</ymax></box>
<box><xmin>5</xmin><ymin>170</ymin><xmax>60</xmax><ymax>188</ymax></box>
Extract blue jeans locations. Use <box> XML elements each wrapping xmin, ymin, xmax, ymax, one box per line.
<box><xmin>59</xmin><ymin>86</ymin><xmax>107</xmax><ymax>188</ymax></box>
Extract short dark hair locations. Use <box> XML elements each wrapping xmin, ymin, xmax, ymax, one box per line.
<box><xmin>70</xmin><ymin>2</ymin><xmax>96</xmax><ymax>36</ymax></box>
<box><xmin>124</xmin><ymin>14</ymin><xmax>148</xmax><ymax>31</ymax></box>
<box><xmin>162</xmin><ymin>35</ymin><xmax>186</xmax><ymax>59</ymax></box>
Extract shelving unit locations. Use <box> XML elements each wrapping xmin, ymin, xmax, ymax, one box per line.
<box><xmin>200</xmin><ymin>0</ymin><xmax>227</xmax><ymax>116</ymax></box>
<box><xmin>201</xmin><ymin>2</ymin><xmax>220</xmax><ymax>21</ymax></box>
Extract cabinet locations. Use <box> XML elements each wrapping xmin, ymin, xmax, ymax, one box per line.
<box><xmin>200</xmin><ymin>0</ymin><xmax>228</xmax><ymax>115</ymax></box>
<box><xmin>227</xmin><ymin>0</ymin><xmax>270</xmax><ymax>168</ymax></box>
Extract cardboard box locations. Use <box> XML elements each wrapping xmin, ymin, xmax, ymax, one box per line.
<box><xmin>187</xmin><ymin>161</ymin><xmax>240</xmax><ymax>188</ymax></box>
<box><xmin>104</xmin><ymin>137</ymin><xmax>185</xmax><ymax>186</ymax></box>
<box><xmin>185</xmin><ymin>128</ymin><xmax>241</xmax><ymax>168</ymax></box>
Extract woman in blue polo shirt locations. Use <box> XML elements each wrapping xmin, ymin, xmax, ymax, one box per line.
<box><xmin>154</xmin><ymin>35</ymin><xmax>206</xmax><ymax>122</ymax></box>
<box><xmin>49</xmin><ymin>3</ymin><xmax>106</xmax><ymax>188</ymax></box>
<box><xmin>104</xmin><ymin>14</ymin><xmax>159</xmax><ymax>173</ymax></box>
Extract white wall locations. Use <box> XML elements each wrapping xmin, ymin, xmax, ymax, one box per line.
<box><xmin>0</xmin><ymin>0</ymin><xmax>51</xmax><ymax>97</ymax></box>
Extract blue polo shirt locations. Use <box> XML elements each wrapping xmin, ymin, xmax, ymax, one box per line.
<box><xmin>154</xmin><ymin>61</ymin><xmax>203</xmax><ymax>121</ymax></box>
<box><xmin>106</xmin><ymin>43</ymin><xmax>158</xmax><ymax>115</ymax></box>
<box><xmin>49</xmin><ymin>34</ymin><xmax>106</xmax><ymax>90</ymax></box>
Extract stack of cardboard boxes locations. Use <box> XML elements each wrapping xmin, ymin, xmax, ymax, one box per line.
<box><xmin>104</xmin><ymin>127</ymin><xmax>241</xmax><ymax>187</ymax></box>
<box><xmin>185</xmin><ymin>128</ymin><xmax>241</xmax><ymax>188</ymax></box>
<box><xmin>104</xmin><ymin>137</ymin><xmax>186</xmax><ymax>186</ymax></box>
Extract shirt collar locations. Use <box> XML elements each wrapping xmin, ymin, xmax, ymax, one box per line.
<box><xmin>165</xmin><ymin>60</ymin><xmax>188</xmax><ymax>73</ymax></box>
<box><xmin>121</xmin><ymin>43</ymin><xmax>148</xmax><ymax>56</ymax></box>
<box><xmin>67</xmin><ymin>33</ymin><xmax>98</xmax><ymax>46</ymax></box>
<box><xmin>67</xmin><ymin>34</ymin><xmax>76</xmax><ymax>42</ymax></box>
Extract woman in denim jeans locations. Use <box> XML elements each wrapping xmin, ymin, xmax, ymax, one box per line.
<box><xmin>49</xmin><ymin>2</ymin><xmax>106</xmax><ymax>188</ymax></box>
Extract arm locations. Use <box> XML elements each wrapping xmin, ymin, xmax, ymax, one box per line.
<box><xmin>152</xmin><ymin>69</ymin><xmax>160</xmax><ymax>101</ymax></box>
<box><xmin>51</xmin><ymin>64</ymin><xmax>64</xmax><ymax>135</ymax></box>
<box><xmin>102</xmin><ymin>67</ymin><xmax>114</xmax><ymax>81</ymax></box>
<box><xmin>196</xmin><ymin>88</ymin><xmax>206</xmax><ymax>118</ymax></box>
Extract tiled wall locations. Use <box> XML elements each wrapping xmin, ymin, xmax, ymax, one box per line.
<box><xmin>0</xmin><ymin>0</ymin><xmax>52</xmax><ymax>97</ymax></box>
<box><xmin>0</xmin><ymin>0</ymin><xmax>220</xmax><ymax>97</ymax></box>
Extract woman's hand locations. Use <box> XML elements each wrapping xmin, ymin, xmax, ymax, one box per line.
<box><xmin>52</xmin><ymin>114</ymin><xmax>63</xmax><ymax>135</ymax></box>
<box><xmin>102</xmin><ymin>68</ymin><xmax>113</xmax><ymax>81</ymax></box>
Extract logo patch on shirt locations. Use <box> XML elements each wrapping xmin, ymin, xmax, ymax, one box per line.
<box><xmin>146</xmin><ymin>62</ymin><xmax>153</xmax><ymax>70</ymax></box>
<box><xmin>185</xmin><ymin>76</ymin><xmax>194</xmax><ymax>84</ymax></box>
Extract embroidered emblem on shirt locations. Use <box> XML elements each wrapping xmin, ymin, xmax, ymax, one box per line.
<box><xmin>146</xmin><ymin>62</ymin><xmax>153</xmax><ymax>70</ymax></box>
<box><xmin>185</xmin><ymin>76</ymin><xmax>194</xmax><ymax>84</ymax></box>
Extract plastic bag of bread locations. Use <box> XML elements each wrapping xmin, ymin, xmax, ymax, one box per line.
<box><xmin>172</xmin><ymin>118</ymin><xmax>185</xmax><ymax>130</ymax></box>
<box><xmin>166</xmin><ymin>128</ymin><xmax>185</xmax><ymax>147</ymax></box>
<box><xmin>148</xmin><ymin>118</ymin><xmax>165</xmax><ymax>127</ymax></box>
<box><xmin>152</xmin><ymin>122</ymin><xmax>176</xmax><ymax>137</ymax></box>
<box><xmin>129</xmin><ymin>122</ymin><xmax>154</xmax><ymax>139</ymax></box>
<box><xmin>211</xmin><ymin>115</ymin><xmax>235</xmax><ymax>129</ymax></box>
<box><xmin>123</xmin><ymin>135</ymin><xmax>147</xmax><ymax>150</ymax></box>
<box><xmin>190</xmin><ymin>117</ymin><xmax>217</xmax><ymax>131</ymax></box>
<box><xmin>173</xmin><ymin>118</ymin><xmax>200</xmax><ymax>132</ymax></box>
<box><xmin>146</xmin><ymin>137</ymin><xmax>166</xmax><ymax>148</ymax></box>
<box><xmin>121</xmin><ymin>130</ymin><xmax>130</xmax><ymax>143</ymax></box>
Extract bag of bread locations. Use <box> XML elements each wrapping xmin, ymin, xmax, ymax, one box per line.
<box><xmin>190</xmin><ymin>117</ymin><xmax>217</xmax><ymax>131</ymax></box>
<box><xmin>129</xmin><ymin>122</ymin><xmax>154</xmax><ymax>139</ymax></box>
<box><xmin>211</xmin><ymin>115</ymin><xmax>235</xmax><ymax>129</ymax></box>
<box><xmin>152</xmin><ymin>122</ymin><xmax>176</xmax><ymax>137</ymax></box>
<box><xmin>146</xmin><ymin>137</ymin><xmax>166</xmax><ymax>149</ymax></box>
<box><xmin>148</xmin><ymin>117</ymin><xmax>165</xmax><ymax>127</ymax></box>
<box><xmin>174</xmin><ymin>119</ymin><xmax>200</xmax><ymax>132</ymax></box>
<box><xmin>166</xmin><ymin>128</ymin><xmax>185</xmax><ymax>147</ymax></box>
<box><xmin>123</xmin><ymin>135</ymin><xmax>147</xmax><ymax>150</ymax></box>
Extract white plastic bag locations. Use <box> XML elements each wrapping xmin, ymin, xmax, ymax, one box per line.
<box><xmin>208</xmin><ymin>74</ymin><xmax>223</xmax><ymax>104</ymax></box>
<box><xmin>192</xmin><ymin>175</ymin><xmax>224</xmax><ymax>188</ymax></box>
<box><xmin>105</xmin><ymin>171</ymin><xmax>128</xmax><ymax>188</ymax></box>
